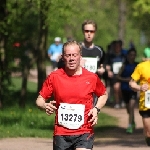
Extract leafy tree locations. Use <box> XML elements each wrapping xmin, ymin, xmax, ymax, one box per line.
<box><xmin>7</xmin><ymin>0</ymin><xmax>39</xmax><ymax>107</ymax></box>
<box><xmin>129</xmin><ymin>0</ymin><xmax>150</xmax><ymax>40</ymax></box>
<box><xmin>36</xmin><ymin>0</ymin><xmax>48</xmax><ymax>92</ymax></box>
<box><xmin>0</xmin><ymin>0</ymin><xmax>39</xmax><ymax>108</ymax></box>
<box><xmin>0</xmin><ymin>0</ymin><xmax>12</xmax><ymax>108</ymax></box>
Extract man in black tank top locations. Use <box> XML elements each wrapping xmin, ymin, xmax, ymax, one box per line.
<box><xmin>80</xmin><ymin>20</ymin><xmax>105</xmax><ymax>76</ymax></box>
<box><xmin>58</xmin><ymin>20</ymin><xmax>105</xmax><ymax>75</ymax></box>
<box><xmin>80</xmin><ymin>20</ymin><xmax>106</xmax><ymax>106</ymax></box>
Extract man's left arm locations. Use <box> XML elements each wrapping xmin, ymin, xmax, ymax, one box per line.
<box><xmin>88</xmin><ymin>91</ymin><xmax>108</xmax><ymax>126</ymax></box>
<box><xmin>97</xmin><ymin>48</ymin><xmax>106</xmax><ymax>75</ymax></box>
<box><xmin>97</xmin><ymin>64</ymin><xmax>105</xmax><ymax>75</ymax></box>
<box><xmin>95</xmin><ymin>91</ymin><xmax>108</xmax><ymax>111</ymax></box>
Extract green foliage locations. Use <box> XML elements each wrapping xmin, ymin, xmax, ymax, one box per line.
<box><xmin>46</xmin><ymin>0</ymin><xmax>141</xmax><ymax>50</ymax></box>
<box><xmin>4</xmin><ymin>0</ymin><xmax>147</xmax><ymax>56</ymax></box>
<box><xmin>132</xmin><ymin>0</ymin><xmax>150</xmax><ymax>16</ymax></box>
<box><xmin>2</xmin><ymin>77</ymin><xmax>37</xmax><ymax>108</ymax></box>
<box><xmin>0</xmin><ymin>106</ymin><xmax>55</xmax><ymax>138</ymax></box>
<box><xmin>6</xmin><ymin>0</ymin><xmax>39</xmax><ymax>42</ymax></box>
<box><xmin>97</xmin><ymin>112</ymin><xmax>117</xmax><ymax>127</ymax></box>
<box><xmin>129</xmin><ymin>0</ymin><xmax>150</xmax><ymax>40</ymax></box>
<box><xmin>11</xmin><ymin>77</ymin><xmax>37</xmax><ymax>91</ymax></box>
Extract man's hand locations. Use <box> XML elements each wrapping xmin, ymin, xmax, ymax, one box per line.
<box><xmin>107</xmin><ymin>70</ymin><xmax>113</xmax><ymax>78</ymax></box>
<box><xmin>88</xmin><ymin>108</ymin><xmax>98</xmax><ymax>126</ymax></box>
<box><xmin>129</xmin><ymin>79</ymin><xmax>149</xmax><ymax>92</ymax></box>
<box><xmin>97</xmin><ymin>67</ymin><xmax>105</xmax><ymax>75</ymax></box>
<box><xmin>44</xmin><ymin>100</ymin><xmax>57</xmax><ymax>115</ymax></box>
<box><xmin>140</xmin><ymin>83</ymin><xmax>149</xmax><ymax>92</ymax></box>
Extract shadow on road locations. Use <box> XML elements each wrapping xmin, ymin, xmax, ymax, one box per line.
<box><xmin>94</xmin><ymin>126</ymin><xmax>146</xmax><ymax>148</ymax></box>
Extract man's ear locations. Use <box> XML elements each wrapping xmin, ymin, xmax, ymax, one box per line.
<box><xmin>61</xmin><ymin>55</ymin><xmax>63</xmax><ymax>60</ymax></box>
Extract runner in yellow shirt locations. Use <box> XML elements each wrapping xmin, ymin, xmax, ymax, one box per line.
<box><xmin>129</xmin><ymin>61</ymin><xmax>150</xmax><ymax>146</ymax></box>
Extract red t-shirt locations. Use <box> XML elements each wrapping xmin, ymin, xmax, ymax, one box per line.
<box><xmin>39</xmin><ymin>68</ymin><xmax>106</xmax><ymax>135</ymax></box>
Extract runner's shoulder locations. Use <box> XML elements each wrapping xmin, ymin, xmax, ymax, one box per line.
<box><xmin>94</xmin><ymin>45</ymin><xmax>103</xmax><ymax>49</ymax></box>
<box><xmin>48</xmin><ymin>68</ymin><xmax>64</xmax><ymax>77</ymax></box>
<box><xmin>137</xmin><ymin>61</ymin><xmax>149</xmax><ymax>68</ymax></box>
<box><xmin>94</xmin><ymin>45</ymin><xmax>104</xmax><ymax>51</ymax></box>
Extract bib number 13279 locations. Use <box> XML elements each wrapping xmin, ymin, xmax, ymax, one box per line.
<box><xmin>58</xmin><ymin>103</ymin><xmax>85</xmax><ymax>129</ymax></box>
<box><xmin>60</xmin><ymin>113</ymin><xmax>82</xmax><ymax>123</ymax></box>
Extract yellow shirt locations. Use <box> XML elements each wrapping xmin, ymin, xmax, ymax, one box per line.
<box><xmin>131</xmin><ymin>61</ymin><xmax>150</xmax><ymax>111</ymax></box>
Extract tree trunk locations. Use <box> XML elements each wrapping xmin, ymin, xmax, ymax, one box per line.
<box><xmin>118</xmin><ymin>0</ymin><xmax>127</xmax><ymax>43</ymax></box>
<box><xmin>19</xmin><ymin>42</ymin><xmax>35</xmax><ymax>108</ymax></box>
<box><xmin>37</xmin><ymin>0</ymin><xmax>48</xmax><ymax>93</ymax></box>
<box><xmin>0</xmin><ymin>38</ymin><xmax>5</xmax><ymax>108</ymax></box>
<box><xmin>0</xmin><ymin>0</ymin><xmax>7</xmax><ymax>108</ymax></box>
<box><xmin>19</xmin><ymin>66</ymin><xmax>29</xmax><ymax>108</ymax></box>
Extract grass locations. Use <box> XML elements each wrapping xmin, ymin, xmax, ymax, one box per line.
<box><xmin>10</xmin><ymin>77</ymin><xmax>37</xmax><ymax>91</ymax></box>
<box><xmin>0</xmin><ymin>77</ymin><xmax>118</xmax><ymax>138</ymax></box>
<box><xmin>94</xmin><ymin>112</ymin><xmax>118</xmax><ymax>138</ymax></box>
<box><xmin>0</xmin><ymin>106</ymin><xmax>55</xmax><ymax>138</ymax></box>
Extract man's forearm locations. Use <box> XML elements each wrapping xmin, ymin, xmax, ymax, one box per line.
<box><xmin>129</xmin><ymin>79</ymin><xmax>141</xmax><ymax>92</ymax></box>
<box><xmin>36</xmin><ymin>95</ymin><xmax>46</xmax><ymax>110</ymax></box>
<box><xmin>95</xmin><ymin>92</ymin><xmax>108</xmax><ymax>110</ymax></box>
<box><xmin>36</xmin><ymin>95</ymin><xmax>57</xmax><ymax>115</ymax></box>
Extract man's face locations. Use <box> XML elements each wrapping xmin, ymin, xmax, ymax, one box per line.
<box><xmin>55</xmin><ymin>41</ymin><xmax>60</xmax><ymax>45</ymax></box>
<box><xmin>114</xmin><ymin>43</ymin><xmax>122</xmax><ymax>54</ymax></box>
<box><xmin>127</xmin><ymin>51</ymin><xmax>136</xmax><ymax>62</ymax></box>
<box><xmin>83</xmin><ymin>24</ymin><xmax>96</xmax><ymax>43</ymax></box>
<box><xmin>63</xmin><ymin>44</ymin><xmax>81</xmax><ymax>70</ymax></box>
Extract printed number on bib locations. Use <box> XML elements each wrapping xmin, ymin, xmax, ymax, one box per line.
<box><xmin>58</xmin><ymin>103</ymin><xmax>85</xmax><ymax>129</ymax></box>
<box><xmin>112</xmin><ymin>62</ymin><xmax>122</xmax><ymax>74</ymax></box>
<box><xmin>82</xmin><ymin>57</ymin><xmax>97</xmax><ymax>73</ymax></box>
<box><xmin>145</xmin><ymin>90</ymin><xmax>150</xmax><ymax>108</ymax></box>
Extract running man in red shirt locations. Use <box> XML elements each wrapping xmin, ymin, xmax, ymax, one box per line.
<box><xmin>36</xmin><ymin>40</ymin><xmax>108</xmax><ymax>150</ymax></box>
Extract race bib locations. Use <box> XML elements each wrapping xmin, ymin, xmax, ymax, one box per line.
<box><xmin>145</xmin><ymin>90</ymin><xmax>150</xmax><ymax>108</ymax></box>
<box><xmin>58</xmin><ymin>103</ymin><xmax>85</xmax><ymax>129</ymax></box>
<box><xmin>51</xmin><ymin>53</ymin><xmax>60</xmax><ymax>61</ymax></box>
<box><xmin>82</xmin><ymin>57</ymin><xmax>97</xmax><ymax>73</ymax></box>
<box><xmin>112</xmin><ymin>62</ymin><xmax>122</xmax><ymax>74</ymax></box>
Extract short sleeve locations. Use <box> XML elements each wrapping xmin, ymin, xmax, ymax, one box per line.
<box><xmin>100</xmin><ymin>48</ymin><xmax>105</xmax><ymax>64</ymax></box>
<box><xmin>131</xmin><ymin>64</ymin><xmax>141</xmax><ymax>81</ymax></box>
<box><xmin>94</xmin><ymin>75</ymin><xmax>106</xmax><ymax>97</ymax></box>
<box><xmin>39</xmin><ymin>75</ymin><xmax>53</xmax><ymax>100</ymax></box>
<box><xmin>48</xmin><ymin>45</ymin><xmax>53</xmax><ymax>55</ymax></box>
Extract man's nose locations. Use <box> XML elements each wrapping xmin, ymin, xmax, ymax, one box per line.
<box><xmin>69</xmin><ymin>55</ymin><xmax>74</xmax><ymax>60</ymax></box>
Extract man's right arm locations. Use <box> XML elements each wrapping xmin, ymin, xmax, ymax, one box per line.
<box><xmin>36</xmin><ymin>95</ymin><xmax>57</xmax><ymax>115</ymax></box>
<box><xmin>129</xmin><ymin>79</ymin><xmax>149</xmax><ymax>92</ymax></box>
<box><xmin>97</xmin><ymin>47</ymin><xmax>106</xmax><ymax>75</ymax></box>
<box><xmin>129</xmin><ymin>79</ymin><xmax>141</xmax><ymax>92</ymax></box>
<box><xmin>104</xmin><ymin>53</ymin><xmax>114</xmax><ymax>78</ymax></box>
